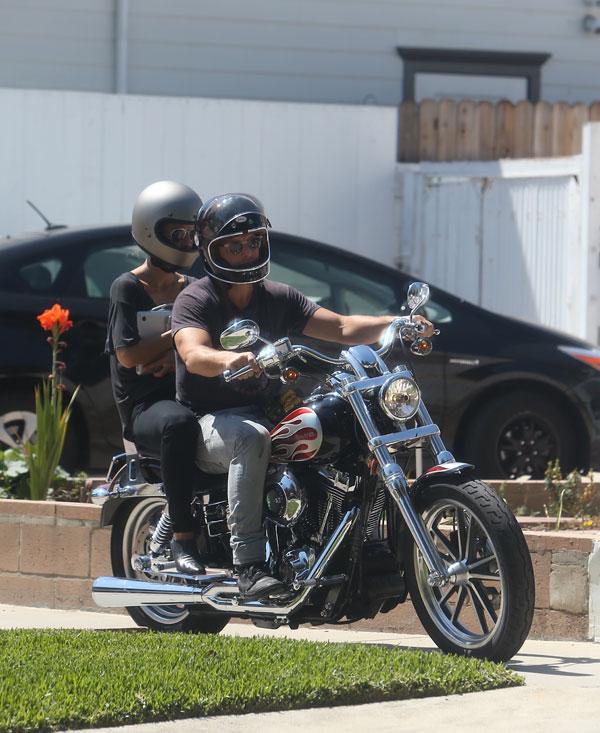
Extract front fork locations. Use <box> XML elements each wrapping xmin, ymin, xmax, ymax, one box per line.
<box><xmin>348</xmin><ymin>394</ymin><xmax>453</xmax><ymax>586</ymax></box>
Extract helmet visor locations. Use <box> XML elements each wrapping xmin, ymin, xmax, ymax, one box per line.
<box><xmin>207</xmin><ymin>228</ymin><xmax>270</xmax><ymax>274</ymax></box>
<box><xmin>155</xmin><ymin>219</ymin><xmax>198</xmax><ymax>254</ymax></box>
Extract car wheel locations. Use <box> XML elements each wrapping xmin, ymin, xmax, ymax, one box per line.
<box><xmin>0</xmin><ymin>387</ymin><xmax>82</xmax><ymax>470</ymax></box>
<box><xmin>462</xmin><ymin>391</ymin><xmax>576</xmax><ymax>479</ymax></box>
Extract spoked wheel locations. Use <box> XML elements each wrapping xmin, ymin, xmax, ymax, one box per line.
<box><xmin>404</xmin><ymin>478</ymin><xmax>534</xmax><ymax>662</ymax></box>
<box><xmin>111</xmin><ymin>497</ymin><xmax>229</xmax><ymax>633</ymax></box>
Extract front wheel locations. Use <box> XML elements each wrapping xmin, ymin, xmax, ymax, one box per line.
<box><xmin>404</xmin><ymin>478</ymin><xmax>534</xmax><ymax>662</ymax></box>
<box><xmin>111</xmin><ymin>497</ymin><xmax>230</xmax><ymax>633</ymax></box>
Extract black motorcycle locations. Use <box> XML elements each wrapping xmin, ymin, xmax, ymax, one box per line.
<box><xmin>92</xmin><ymin>282</ymin><xmax>534</xmax><ymax>661</ymax></box>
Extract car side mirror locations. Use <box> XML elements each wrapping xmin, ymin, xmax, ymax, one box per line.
<box><xmin>220</xmin><ymin>320</ymin><xmax>260</xmax><ymax>350</ymax></box>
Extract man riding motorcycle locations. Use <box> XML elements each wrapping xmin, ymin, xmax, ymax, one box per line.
<box><xmin>172</xmin><ymin>193</ymin><xmax>434</xmax><ymax>600</ymax></box>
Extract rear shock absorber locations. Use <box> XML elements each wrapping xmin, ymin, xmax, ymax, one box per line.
<box><xmin>149</xmin><ymin>509</ymin><xmax>173</xmax><ymax>554</ymax></box>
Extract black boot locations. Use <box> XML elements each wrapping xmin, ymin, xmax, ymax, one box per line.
<box><xmin>236</xmin><ymin>563</ymin><xmax>285</xmax><ymax>600</ymax></box>
<box><xmin>170</xmin><ymin>538</ymin><xmax>205</xmax><ymax>575</ymax></box>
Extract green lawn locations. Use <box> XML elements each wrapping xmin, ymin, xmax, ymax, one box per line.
<box><xmin>0</xmin><ymin>629</ymin><xmax>523</xmax><ymax>732</ymax></box>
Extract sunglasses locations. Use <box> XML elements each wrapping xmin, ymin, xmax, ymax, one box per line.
<box><xmin>169</xmin><ymin>228</ymin><xmax>194</xmax><ymax>245</ymax></box>
<box><xmin>217</xmin><ymin>233</ymin><xmax>265</xmax><ymax>256</ymax></box>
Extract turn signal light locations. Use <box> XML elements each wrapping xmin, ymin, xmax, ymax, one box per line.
<box><xmin>282</xmin><ymin>367</ymin><xmax>299</xmax><ymax>382</ymax></box>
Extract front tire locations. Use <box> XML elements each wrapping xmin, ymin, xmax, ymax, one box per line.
<box><xmin>111</xmin><ymin>497</ymin><xmax>230</xmax><ymax>633</ymax></box>
<box><xmin>404</xmin><ymin>478</ymin><xmax>534</xmax><ymax>662</ymax></box>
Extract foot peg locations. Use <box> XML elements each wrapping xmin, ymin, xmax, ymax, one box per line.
<box><xmin>293</xmin><ymin>573</ymin><xmax>347</xmax><ymax>590</ymax></box>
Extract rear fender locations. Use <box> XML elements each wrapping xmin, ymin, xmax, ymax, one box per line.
<box><xmin>95</xmin><ymin>453</ymin><xmax>165</xmax><ymax>527</ymax></box>
<box><xmin>100</xmin><ymin>494</ymin><xmax>165</xmax><ymax>528</ymax></box>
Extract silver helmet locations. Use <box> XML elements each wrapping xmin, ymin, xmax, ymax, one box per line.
<box><xmin>131</xmin><ymin>181</ymin><xmax>202</xmax><ymax>271</ymax></box>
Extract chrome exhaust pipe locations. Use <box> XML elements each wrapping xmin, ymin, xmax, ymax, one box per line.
<box><xmin>93</xmin><ymin>576</ymin><xmax>209</xmax><ymax>607</ymax></box>
<box><xmin>93</xmin><ymin>508</ymin><xmax>359</xmax><ymax>613</ymax></box>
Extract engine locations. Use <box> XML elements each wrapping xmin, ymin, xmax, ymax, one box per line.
<box><xmin>264</xmin><ymin>463</ymin><xmax>362</xmax><ymax>584</ymax></box>
<box><xmin>264</xmin><ymin>466</ymin><xmax>307</xmax><ymax>526</ymax></box>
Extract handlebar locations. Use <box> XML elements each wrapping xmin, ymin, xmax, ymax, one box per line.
<box><xmin>223</xmin><ymin>344</ymin><xmax>345</xmax><ymax>383</ymax></box>
<box><xmin>222</xmin><ymin>318</ymin><xmax>439</xmax><ymax>383</ymax></box>
<box><xmin>222</xmin><ymin>364</ymin><xmax>255</xmax><ymax>382</ymax></box>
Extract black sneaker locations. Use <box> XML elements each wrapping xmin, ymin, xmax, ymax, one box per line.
<box><xmin>236</xmin><ymin>564</ymin><xmax>285</xmax><ymax>600</ymax></box>
<box><xmin>170</xmin><ymin>538</ymin><xmax>205</xmax><ymax>575</ymax></box>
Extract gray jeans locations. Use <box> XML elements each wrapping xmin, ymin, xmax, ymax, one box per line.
<box><xmin>195</xmin><ymin>406</ymin><xmax>272</xmax><ymax>566</ymax></box>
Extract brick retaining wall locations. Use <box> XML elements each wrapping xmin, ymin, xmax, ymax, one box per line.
<box><xmin>0</xmin><ymin>500</ymin><xmax>111</xmax><ymax>610</ymax></box>
<box><xmin>1</xmin><ymin>498</ymin><xmax>599</xmax><ymax>641</ymax></box>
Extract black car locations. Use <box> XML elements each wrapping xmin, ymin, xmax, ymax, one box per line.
<box><xmin>1</xmin><ymin>223</ymin><xmax>600</xmax><ymax>479</ymax></box>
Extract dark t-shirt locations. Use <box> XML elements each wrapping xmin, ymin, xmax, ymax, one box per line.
<box><xmin>105</xmin><ymin>272</ymin><xmax>194</xmax><ymax>435</ymax></box>
<box><xmin>171</xmin><ymin>277</ymin><xmax>319</xmax><ymax>415</ymax></box>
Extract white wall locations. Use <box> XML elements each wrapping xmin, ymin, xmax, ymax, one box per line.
<box><xmin>0</xmin><ymin>87</ymin><xmax>398</xmax><ymax>266</ymax></box>
<box><xmin>2</xmin><ymin>0</ymin><xmax>600</xmax><ymax>105</ymax></box>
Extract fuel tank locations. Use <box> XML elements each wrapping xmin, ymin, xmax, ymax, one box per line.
<box><xmin>270</xmin><ymin>392</ymin><xmax>356</xmax><ymax>465</ymax></box>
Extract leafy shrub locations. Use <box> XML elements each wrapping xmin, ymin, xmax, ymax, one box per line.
<box><xmin>544</xmin><ymin>459</ymin><xmax>600</xmax><ymax>529</ymax></box>
<box><xmin>0</xmin><ymin>449</ymin><xmax>87</xmax><ymax>502</ymax></box>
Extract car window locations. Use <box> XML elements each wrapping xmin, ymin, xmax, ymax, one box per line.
<box><xmin>336</xmin><ymin>274</ymin><xmax>397</xmax><ymax>315</ymax></box>
<box><xmin>269</xmin><ymin>260</ymin><xmax>332</xmax><ymax>307</ymax></box>
<box><xmin>271</xmin><ymin>247</ymin><xmax>398</xmax><ymax>315</ymax></box>
<box><xmin>83</xmin><ymin>244</ymin><xmax>144</xmax><ymax>298</ymax></box>
<box><xmin>422</xmin><ymin>299</ymin><xmax>453</xmax><ymax>324</ymax></box>
<box><xmin>18</xmin><ymin>257</ymin><xmax>63</xmax><ymax>292</ymax></box>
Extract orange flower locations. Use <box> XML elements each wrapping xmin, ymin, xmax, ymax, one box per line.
<box><xmin>37</xmin><ymin>303</ymin><xmax>73</xmax><ymax>335</ymax></box>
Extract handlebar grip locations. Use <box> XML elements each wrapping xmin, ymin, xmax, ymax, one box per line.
<box><xmin>223</xmin><ymin>364</ymin><xmax>255</xmax><ymax>382</ymax></box>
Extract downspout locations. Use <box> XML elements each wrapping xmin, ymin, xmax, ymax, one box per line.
<box><xmin>114</xmin><ymin>0</ymin><xmax>129</xmax><ymax>94</ymax></box>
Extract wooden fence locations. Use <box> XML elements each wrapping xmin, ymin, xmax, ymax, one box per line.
<box><xmin>398</xmin><ymin>100</ymin><xmax>600</xmax><ymax>162</ymax></box>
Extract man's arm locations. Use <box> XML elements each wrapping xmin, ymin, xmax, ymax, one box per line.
<box><xmin>174</xmin><ymin>327</ymin><xmax>261</xmax><ymax>378</ymax></box>
<box><xmin>302</xmin><ymin>307</ymin><xmax>433</xmax><ymax>345</ymax></box>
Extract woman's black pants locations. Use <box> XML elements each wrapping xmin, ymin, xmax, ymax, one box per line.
<box><xmin>130</xmin><ymin>399</ymin><xmax>199</xmax><ymax>533</ymax></box>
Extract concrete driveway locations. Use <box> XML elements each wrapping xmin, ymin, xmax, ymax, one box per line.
<box><xmin>1</xmin><ymin>604</ymin><xmax>599</xmax><ymax>732</ymax></box>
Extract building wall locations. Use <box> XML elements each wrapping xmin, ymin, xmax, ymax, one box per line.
<box><xmin>0</xmin><ymin>88</ymin><xmax>398</xmax><ymax>266</ymax></box>
<box><xmin>1</xmin><ymin>0</ymin><xmax>600</xmax><ymax>105</ymax></box>
<box><xmin>0</xmin><ymin>0</ymin><xmax>115</xmax><ymax>93</ymax></box>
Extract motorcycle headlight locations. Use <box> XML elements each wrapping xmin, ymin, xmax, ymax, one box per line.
<box><xmin>378</xmin><ymin>376</ymin><xmax>421</xmax><ymax>421</ymax></box>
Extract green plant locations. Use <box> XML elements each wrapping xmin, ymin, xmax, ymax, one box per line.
<box><xmin>0</xmin><ymin>449</ymin><xmax>30</xmax><ymax>498</ymax></box>
<box><xmin>543</xmin><ymin>459</ymin><xmax>599</xmax><ymax>529</ymax></box>
<box><xmin>0</xmin><ymin>453</ymin><xmax>86</xmax><ymax>502</ymax></box>
<box><xmin>47</xmin><ymin>468</ymin><xmax>88</xmax><ymax>502</ymax></box>
<box><xmin>23</xmin><ymin>304</ymin><xmax>79</xmax><ymax>500</ymax></box>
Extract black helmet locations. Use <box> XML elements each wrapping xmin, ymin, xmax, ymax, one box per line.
<box><xmin>131</xmin><ymin>180</ymin><xmax>202</xmax><ymax>272</ymax></box>
<box><xmin>195</xmin><ymin>193</ymin><xmax>271</xmax><ymax>284</ymax></box>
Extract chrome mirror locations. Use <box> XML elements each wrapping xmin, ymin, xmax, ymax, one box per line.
<box><xmin>220</xmin><ymin>320</ymin><xmax>260</xmax><ymax>350</ymax></box>
<box><xmin>407</xmin><ymin>282</ymin><xmax>430</xmax><ymax>315</ymax></box>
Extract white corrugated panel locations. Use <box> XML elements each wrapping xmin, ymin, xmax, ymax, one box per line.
<box><xmin>398</xmin><ymin>172</ymin><xmax>482</xmax><ymax>303</ymax></box>
<box><xmin>0</xmin><ymin>88</ymin><xmax>397</xmax><ymax>266</ymax></box>
<box><xmin>481</xmin><ymin>176</ymin><xmax>581</xmax><ymax>335</ymax></box>
<box><xmin>397</xmin><ymin>157</ymin><xmax>586</xmax><ymax>339</ymax></box>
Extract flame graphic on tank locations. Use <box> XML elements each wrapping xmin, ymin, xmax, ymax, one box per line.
<box><xmin>270</xmin><ymin>407</ymin><xmax>323</xmax><ymax>462</ymax></box>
